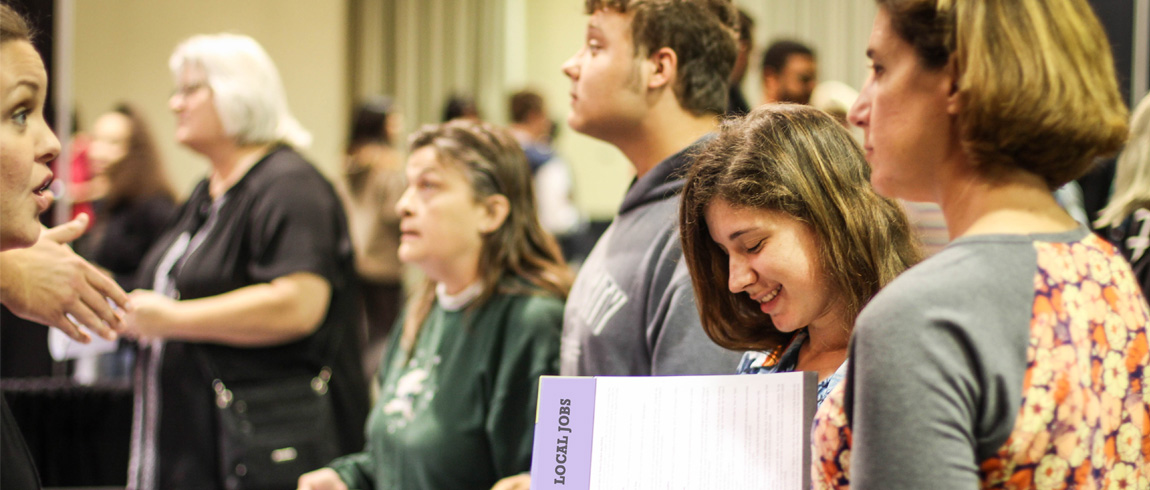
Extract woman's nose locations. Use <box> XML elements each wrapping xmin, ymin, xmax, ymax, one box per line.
<box><xmin>849</xmin><ymin>82</ymin><xmax>871</xmax><ymax>129</ymax></box>
<box><xmin>727</xmin><ymin>255</ymin><xmax>755</xmax><ymax>294</ymax></box>
<box><xmin>395</xmin><ymin>186</ymin><xmax>414</xmax><ymax>216</ymax></box>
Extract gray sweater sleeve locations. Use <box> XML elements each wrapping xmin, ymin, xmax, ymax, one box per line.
<box><xmin>848</xmin><ymin>239</ymin><xmax>1036</xmax><ymax>488</ymax></box>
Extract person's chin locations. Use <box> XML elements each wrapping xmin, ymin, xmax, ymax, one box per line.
<box><xmin>566</xmin><ymin>113</ymin><xmax>584</xmax><ymax>133</ymax></box>
<box><xmin>1</xmin><ymin>225</ymin><xmax>39</xmax><ymax>251</ymax></box>
<box><xmin>396</xmin><ymin>246</ymin><xmax>419</xmax><ymax>264</ymax></box>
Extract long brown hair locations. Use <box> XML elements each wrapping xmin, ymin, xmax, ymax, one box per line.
<box><xmin>680</xmin><ymin>104</ymin><xmax>921</xmax><ymax>351</ymax></box>
<box><xmin>102</xmin><ymin>103</ymin><xmax>176</xmax><ymax>211</ymax></box>
<box><xmin>399</xmin><ymin>120</ymin><xmax>572</xmax><ymax>351</ymax></box>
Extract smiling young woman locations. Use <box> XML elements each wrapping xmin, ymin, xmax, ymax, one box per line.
<box><xmin>679</xmin><ymin>104</ymin><xmax>920</xmax><ymax>406</ymax></box>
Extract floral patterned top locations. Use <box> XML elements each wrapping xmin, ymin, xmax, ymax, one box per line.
<box><xmin>812</xmin><ymin>229</ymin><xmax>1150</xmax><ymax>489</ymax></box>
<box><xmin>737</xmin><ymin>329</ymin><xmax>846</xmax><ymax>407</ymax></box>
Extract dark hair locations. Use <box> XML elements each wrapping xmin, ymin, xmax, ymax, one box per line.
<box><xmin>875</xmin><ymin>0</ymin><xmax>1128</xmax><ymax>188</ymax></box>
<box><xmin>760</xmin><ymin>39</ymin><xmax>814</xmax><ymax>76</ymax></box>
<box><xmin>680</xmin><ymin>104</ymin><xmax>920</xmax><ymax>351</ymax></box>
<box><xmin>736</xmin><ymin>8</ymin><xmax>754</xmax><ymax>43</ymax></box>
<box><xmin>103</xmin><ymin>104</ymin><xmax>176</xmax><ymax>211</ymax></box>
<box><xmin>509</xmin><ymin>90</ymin><xmax>544</xmax><ymax>124</ymax></box>
<box><xmin>399</xmin><ymin>120</ymin><xmax>572</xmax><ymax>351</ymax></box>
<box><xmin>347</xmin><ymin>96</ymin><xmax>394</xmax><ymax>150</ymax></box>
<box><xmin>0</xmin><ymin>4</ymin><xmax>31</xmax><ymax>44</ymax></box>
<box><xmin>585</xmin><ymin>0</ymin><xmax>739</xmax><ymax>116</ymax></box>
<box><xmin>442</xmin><ymin>94</ymin><xmax>479</xmax><ymax>122</ymax></box>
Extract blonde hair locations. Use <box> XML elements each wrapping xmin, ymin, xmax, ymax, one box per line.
<box><xmin>1097</xmin><ymin>94</ymin><xmax>1150</xmax><ymax>229</ymax></box>
<box><xmin>878</xmin><ymin>0</ymin><xmax>1129</xmax><ymax>188</ymax></box>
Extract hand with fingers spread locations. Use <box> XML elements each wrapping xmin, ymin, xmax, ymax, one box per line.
<box><xmin>0</xmin><ymin>214</ymin><xmax>129</xmax><ymax>342</ymax></box>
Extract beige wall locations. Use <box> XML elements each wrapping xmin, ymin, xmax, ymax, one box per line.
<box><xmin>70</xmin><ymin>1</ymin><xmax>873</xmax><ymax>220</ymax></box>
<box><xmin>73</xmin><ymin>0</ymin><xmax>349</xmax><ymax>197</ymax></box>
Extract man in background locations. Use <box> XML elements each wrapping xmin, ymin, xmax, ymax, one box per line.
<box><xmin>760</xmin><ymin>39</ymin><xmax>817</xmax><ymax>105</ymax></box>
<box><xmin>726</xmin><ymin>9</ymin><xmax>754</xmax><ymax>115</ymax></box>
<box><xmin>507</xmin><ymin>89</ymin><xmax>583</xmax><ymax>251</ymax></box>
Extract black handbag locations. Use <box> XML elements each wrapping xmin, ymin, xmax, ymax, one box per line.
<box><xmin>198</xmin><ymin>346</ymin><xmax>343</xmax><ymax>490</ymax></box>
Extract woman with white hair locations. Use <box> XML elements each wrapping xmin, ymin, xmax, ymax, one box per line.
<box><xmin>123</xmin><ymin>33</ymin><xmax>368</xmax><ymax>490</ymax></box>
<box><xmin>1097</xmin><ymin>93</ymin><xmax>1150</xmax><ymax>293</ymax></box>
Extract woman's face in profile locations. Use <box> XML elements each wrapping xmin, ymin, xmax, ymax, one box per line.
<box><xmin>169</xmin><ymin>66</ymin><xmax>226</xmax><ymax>152</ymax></box>
<box><xmin>0</xmin><ymin>39</ymin><xmax>60</xmax><ymax>250</ymax></box>
<box><xmin>849</xmin><ymin>7</ymin><xmax>955</xmax><ymax>203</ymax></box>
<box><xmin>88</xmin><ymin>112</ymin><xmax>131</xmax><ymax>175</ymax></box>
<box><xmin>705</xmin><ymin>198</ymin><xmax>842</xmax><ymax>333</ymax></box>
<box><xmin>394</xmin><ymin>147</ymin><xmax>492</xmax><ymax>275</ymax></box>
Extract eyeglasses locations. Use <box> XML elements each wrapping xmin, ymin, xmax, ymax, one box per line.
<box><xmin>171</xmin><ymin>81</ymin><xmax>208</xmax><ymax>99</ymax></box>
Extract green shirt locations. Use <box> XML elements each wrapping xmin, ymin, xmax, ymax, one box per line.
<box><xmin>328</xmin><ymin>287</ymin><xmax>563</xmax><ymax>490</ymax></box>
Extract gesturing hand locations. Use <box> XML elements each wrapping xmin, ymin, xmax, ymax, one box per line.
<box><xmin>0</xmin><ymin>214</ymin><xmax>129</xmax><ymax>342</ymax></box>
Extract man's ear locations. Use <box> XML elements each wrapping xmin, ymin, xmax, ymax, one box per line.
<box><xmin>648</xmin><ymin>46</ymin><xmax>677</xmax><ymax>90</ymax></box>
<box><xmin>479</xmin><ymin>194</ymin><xmax>510</xmax><ymax>234</ymax></box>
<box><xmin>761</xmin><ymin>68</ymin><xmax>778</xmax><ymax>93</ymax></box>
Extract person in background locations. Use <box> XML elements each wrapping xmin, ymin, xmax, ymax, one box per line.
<box><xmin>507</xmin><ymin>89</ymin><xmax>583</xmax><ymax>249</ymax></box>
<box><xmin>84</xmin><ymin>103</ymin><xmax>177</xmax><ymax>290</ymax></box>
<box><xmin>759</xmin><ymin>39</ymin><xmax>817</xmax><ymax>106</ymax></box>
<box><xmin>1096</xmin><ymin>93</ymin><xmax>1150</xmax><ymax>294</ymax></box>
<box><xmin>62</xmin><ymin>103</ymin><xmax>177</xmax><ymax>382</ymax></box>
<box><xmin>442</xmin><ymin>94</ymin><xmax>480</xmax><ymax>123</ymax></box>
<box><xmin>297</xmin><ymin>120</ymin><xmax>570</xmax><ymax>490</ymax></box>
<box><xmin>680</xmin><ymin>104</ymin><xmax>919</xmax><ymax>406</ymax></box>
<box><xmin>339</xmin><ymin>96</ymin><xmax>407</xmax><ymax>379</ymax></box>
<box><xmin>813</xmin><ymin>0</ymin><xmax>1146</xmax><ymax>488</ymax></box>
<box><xmin>809</xmin><ymin>80</ymin><xmax>857</xmax><ymax>128</ymax></box>
<box><xmin>60</xmin><ymin>112</ymin><xmax>97</xmax><ymax>225</ymax></box>
<box><xmin>1</xmin><ymin>4</ymin><xmax>128</xmax><ymax>489</ymax></box>
<box><xmin>122</xmin><ymin>33</ymin><xmax>368</xmax><ymax>490</ymax></box>
<box><xmin>507</xmin><ymin>90</ymin><xmax>553</xmax><ymax>173</ymax></box>
<box><xmin>725</xmin><ymin>8</ymin><xmax>754</xmax><ymax>116</ymax></box>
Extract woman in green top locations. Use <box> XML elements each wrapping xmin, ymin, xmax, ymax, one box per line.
<box><xmin>298</xmin><ymin>120</ymin><xmax>572</xmax><ymax>490</ymax></box>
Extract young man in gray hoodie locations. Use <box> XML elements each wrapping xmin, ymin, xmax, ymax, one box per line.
<box><xmin>558</xmin><ymin>0</ymin><xmax>743</xmax><ymax>376</ymax></box>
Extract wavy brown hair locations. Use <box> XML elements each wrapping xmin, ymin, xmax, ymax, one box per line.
<box><xmin>680</xmin><ymin>105</ymin><xmax>921</xmax><ymax>351</ymax></box>
<box><xmin>102</xmin><ymin>104</ymin><xmax>176</xmax><ymax>211</ymax></box>
<box><xmin>876</xmin><ymin>0</ymin><xmax>1128</xmax><ymax>189</ymax></box>
<box><xmin>399</xmin><ymin>120</ymin><xmax>572</xmax><ymax>351</ymax></box>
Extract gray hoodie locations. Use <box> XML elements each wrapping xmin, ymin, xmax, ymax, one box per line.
<box><xmin>560</xmin><ymin>137</ymin><xmax>742</xmax><ymax>376</ymax></box>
